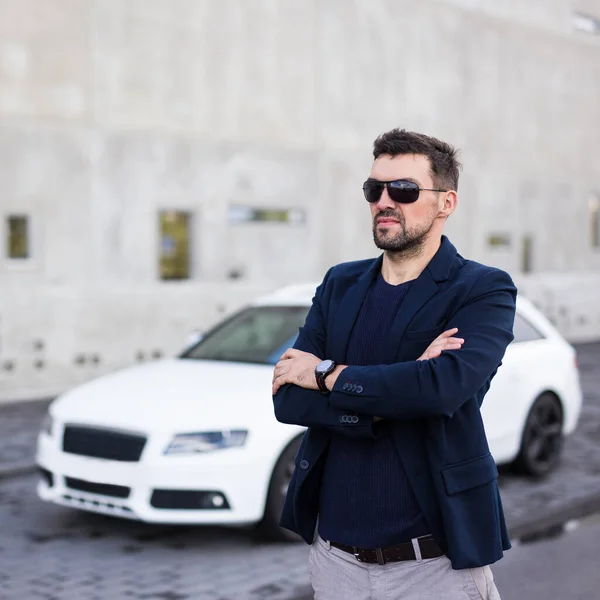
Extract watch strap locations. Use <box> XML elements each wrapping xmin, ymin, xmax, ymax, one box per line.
<box><xmin>316</xmin><ymin>372</ymin><xmax>329</xmax><ymax>393</ymax></box>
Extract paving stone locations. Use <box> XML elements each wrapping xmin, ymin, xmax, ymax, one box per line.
<box><xmin>0</xmin><ymin>398</ymin><xmax>51</xmax><ymax>469</ymax></box>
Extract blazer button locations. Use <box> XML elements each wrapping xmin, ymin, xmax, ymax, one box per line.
<box><xmin>299</xmin><ymin>460</ymin><xmax>310</xmax><ymax>470</ymax></box>
<box><xmin>338</xmin><ymin>415</ymin><xmax>345</xmax><ymax>423</ymax></box>
<box><xmin>356</xmin><ymin>385</ymin><xmax>363</xmax><ymax>394</ymax></box>
<box><xmin>342</xmin><ymin>383</ymin><xmax>349</xmax><ymax>391</ymax></box>
<box><xmin>351</xmin><ymin>415</ymin><xmax>359</xmax><ymax>424</ymax></box>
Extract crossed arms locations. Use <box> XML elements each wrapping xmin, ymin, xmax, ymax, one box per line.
<box><xmin>272</xmin><ymin>269</ymin><xmax>517</xmax><ymax>435</ymax></box>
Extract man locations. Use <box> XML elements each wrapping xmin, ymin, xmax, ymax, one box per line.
<box><xmin>272</xmin><ymin>129</ymin><xmax>517</xmax><ymax>600</ymax></box>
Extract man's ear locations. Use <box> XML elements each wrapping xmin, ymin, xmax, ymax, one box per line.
<box><xmin>440</xmin><ymin>191</ymin><xmax>458</xmax><ymax>219</ymax></box>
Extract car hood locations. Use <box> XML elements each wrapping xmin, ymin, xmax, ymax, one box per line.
<box><xmin>50</xmin><ymin>359</ymin><xmax>275</xmax><ymax>433</ymax></box>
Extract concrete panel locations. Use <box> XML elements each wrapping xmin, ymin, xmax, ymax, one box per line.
<box><xmin>0</xmin><ymin>0</ymin><xmax>90</xmax><ymax>119</ymax></box>
<box><xmin>0</xmin><ymin>122</ymin><xmax>92</xmax><ymax>285</ymax></box>
<box><xmin>316</xmin><ymin>150</ymin><xmax>379</xmax><ymax>267</ymax></box>
<box><xmin>92</xmin><ymin>132</ymin><xmax>321</xmax><ymax>283</ymax></box>
<box><xmin>92</xmin><ymin>0</ymin><xmax>317</xmax><ymax>146</ymax></box>
<box><xmin>437</xmin><ymin>0</ymin><xmax>572</xmax><ymax>34</ymax></box>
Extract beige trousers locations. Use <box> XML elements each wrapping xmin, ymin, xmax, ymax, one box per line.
<box><xmin>308</xmin><ymin>536</ymin><xmax>502</xmax><ymax>600</ymax></box>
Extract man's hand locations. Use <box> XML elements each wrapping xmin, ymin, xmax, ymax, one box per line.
<box><xmin>417</xmin><ymin>328</ymin><xmax>464</xmax><ymax>361</ymax></box>
<box><xmin>272</xmin><ymin>348</ymin><xmax>321</xmax><ymax>395</ymax></box>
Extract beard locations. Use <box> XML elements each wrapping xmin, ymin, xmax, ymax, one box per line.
<box><xmin>372</xmin><ymin>209</ymin><xmax>435</xmax><ymax>257</ymax></box>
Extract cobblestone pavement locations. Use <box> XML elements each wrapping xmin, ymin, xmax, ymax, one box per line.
<box><xmin>0</xmin><ymin>344</ymin><xmax>599</xmax><ymax>599</ymax></box>
<box><xmin>0</xmin><ymin>476</ymin><xmax>311</xmax><ymax>600</ymax></box>
<box><xmin>0</xmin><ymin>397</ymin><xmax>50</xmax><ymax>468</ymax></box>
<box><xmin>498</xmin><ymin>342</ymin><xmax>600</xmax><ymax>535</ymax></box>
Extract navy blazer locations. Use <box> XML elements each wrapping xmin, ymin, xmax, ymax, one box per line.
<box><xmin>273</xmin><ymin>236</ymin><xmax>517</xmax><ymax>569</ymax></box>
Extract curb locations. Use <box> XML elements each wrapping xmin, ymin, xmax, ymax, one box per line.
<box><xmin>508</xmin><ymin>490</ymin><xmax>600</xmax><ymax>542</ymax></box>
<box><xmin>0</xmin><ymin>460</ymin><xmax>37</xmax><ymax>480</ymax></box>
<box><xmin>289</xmin><ymin>588</ymin><xmax>313</xmax><ymax>600</ymax></box>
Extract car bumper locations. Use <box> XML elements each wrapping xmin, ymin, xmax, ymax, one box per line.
<box><xmin>35</xmin><ymin>432</ymin><xmax>270</xmax><ymax>525</ymax></box>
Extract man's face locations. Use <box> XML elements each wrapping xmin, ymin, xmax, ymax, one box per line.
<box><xmin>368</xmin><ymin>153</ymin><xmax>447</xmax><ymax>255</ymax></box>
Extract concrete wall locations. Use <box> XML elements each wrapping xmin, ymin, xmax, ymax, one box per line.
<box><xmin>0</xmin><ymin>0</ymin><xmax>599</xmax><ymax>402</ymax></box>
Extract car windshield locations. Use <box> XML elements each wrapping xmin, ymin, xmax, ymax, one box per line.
<box><xmin>180</xmin><ymin>305</ymin><xmax>310</xmax><ymax>365</ymax></box>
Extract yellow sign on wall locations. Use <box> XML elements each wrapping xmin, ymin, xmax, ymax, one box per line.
<box><xmin>159</xmin><ymin>211</ymin><xmax>191</xmax><ymax>280</ymax></box>
<box><xmin>7</xmin><ymin>216</ymin><xmax>29</xmax><ymax>259</ymax></box>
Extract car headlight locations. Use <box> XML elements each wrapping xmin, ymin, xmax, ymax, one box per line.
<box><xmin>163</xmin><ymin>430</ymin><xmax>248</xmax><ymax>455</ymax></box>
<box><xmin>41</xmin><ymin>413</ymin><xmax>54</xmax><ymax>437</ymax></box>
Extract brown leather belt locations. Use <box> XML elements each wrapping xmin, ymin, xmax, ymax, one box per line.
<box><xmin>328</xmin><ymin>535</ymin><xmax>444</xmax><ymax>565</ymax></box>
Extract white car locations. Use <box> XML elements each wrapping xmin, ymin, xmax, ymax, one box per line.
<box><xmin>36</xmin><ymin>284</ymin><xmax>583</xmax><ymax>540</ymax></box>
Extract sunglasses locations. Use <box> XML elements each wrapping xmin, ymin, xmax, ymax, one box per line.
<box><xmin>363</xmin><ymin>179</ymin><xmax>448</xmax><ymax>204</ymax></box>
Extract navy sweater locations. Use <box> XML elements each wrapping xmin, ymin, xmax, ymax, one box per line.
<box><xmin>317</xmin><ymin>273</ymin><xmax>430</xmax><ymax>548</ymax></box>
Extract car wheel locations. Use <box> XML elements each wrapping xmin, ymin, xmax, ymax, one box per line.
<box><xmin>257</xmin><ymin>436</ymin><xmax>303</xmax><ymax>542</ymax></box>
<box><xmin>514</xmin><ymin>392</ymin><xmax>564</xmax><ymax>477</ymax></box>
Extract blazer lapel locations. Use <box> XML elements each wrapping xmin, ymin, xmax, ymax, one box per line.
<box><xmin>330</xmin><ymin>256</ymin><xmax>382</xmax><ymax>362</ymax></box>
<box><xmin>385</xmin><ymin>236</ymin><xmax>458</xmax><ymax>361</ymax></box>
<box><xmin>329</xmin><ymin>236</ymin><xmax>458</xmax><ymax>363</ymax></box>
<box><xmin>384</xmin><ymin>267</ymin><xmax>439</xmax><ymax>360</ymax></box>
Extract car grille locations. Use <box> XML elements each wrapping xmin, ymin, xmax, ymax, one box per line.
<box><xmin>61</xmin><ymin>493</ymin><xmax>134</xmax><ymax>517</ymax></box>
<box><xmin>65</xmin><ymin>477</ymin><xmax>131</xmax><ymax>499</ymax></box>
<box><xmin>62</xmin><ymin>425</ymin><xmax>147</xmax><ymax>462</ymax></box>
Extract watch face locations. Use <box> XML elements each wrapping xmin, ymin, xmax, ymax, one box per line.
<box><xmin>316</xmin><ymin>359</ymin><xmax>335</xmax><ymax>374</ymax></box>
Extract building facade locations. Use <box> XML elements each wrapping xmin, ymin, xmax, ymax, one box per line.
<box><xmin>1</xmin><ymin>0</ymin><xmax>599</xmax><ymax>401</ymax></box>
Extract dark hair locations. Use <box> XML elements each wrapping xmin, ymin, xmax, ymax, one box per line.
<box><xmin>372</xmin><ymin>129</ymin><xmax>461</xmax><ymax>191</ymax></box>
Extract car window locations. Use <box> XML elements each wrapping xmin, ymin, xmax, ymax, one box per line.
<box><xmin>512</xmin><ymin>312</ymin><xmax>544</xmax><ymax>344</ymax></box>
<box><xmin>181</xmin><ymin>306</ymin><xmax>309</xmax><ymax>365</ymax></box>
<box><xmin>267</xmin><ymin>333</ymin><xmax>301</xmax><ymax>365</ymax></box>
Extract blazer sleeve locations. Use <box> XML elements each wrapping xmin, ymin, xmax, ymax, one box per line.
<box><xmin>328</xmin><ymin>269</ymin><xmax>517</xmax><ymax>420</ymax></box>
<box><xmin>272</xmin><ymin>268</ymin><xmax>376</xmax><ymax>438</ymax></box>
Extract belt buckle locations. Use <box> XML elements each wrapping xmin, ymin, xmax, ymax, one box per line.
<box><xmin>352</xmin><ymin>547</ymin><xmax>386</xmax><ymax>565</ymax></box>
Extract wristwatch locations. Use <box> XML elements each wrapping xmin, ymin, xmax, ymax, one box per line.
<box><xmin>315</xmin><ymin>359</ymin><xmax>337</xmax><ymax>394</ymax></box>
